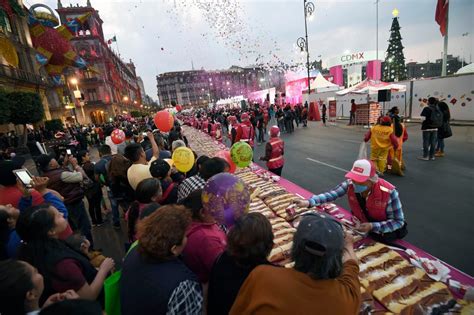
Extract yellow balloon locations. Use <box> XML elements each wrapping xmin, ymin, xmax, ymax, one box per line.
<box><xmin>172</xmin><ymin>147</ymin><xmax>195</xmax><ymax>173</ymax></box>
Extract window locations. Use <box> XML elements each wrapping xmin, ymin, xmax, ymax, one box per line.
<box><xmin>86</xmin><ymin>88</ymin><xmax>98</xmax><ymax>101</ymax></box>
<box><xmin>83</xmin><ymin>69</ymin><xmax>95</xmax><ymax>79</ymax></box>
<box><xmin>0</xmin><ymin>14</ymin><xmax>12</xmax><ymax>33</ymax></box>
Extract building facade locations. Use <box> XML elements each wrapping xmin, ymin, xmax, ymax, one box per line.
<box><xmin>55</xmin><ymin>0</ymin><xmax>142</xmax><ymax>124</ymax></box>
<box><xmin>156</xmin><ymin>66</ymin><xmax>285</xmax><ymax>108</ymax></box>
<box><xmin>405</xmin><ymin>55</ymin><xmax>465</xmax><ymax>79</ymax></box>
<box><xmin>0</xmin><ymin>0</ymin><xmax>61</xmax><ymax>128</ymax></box>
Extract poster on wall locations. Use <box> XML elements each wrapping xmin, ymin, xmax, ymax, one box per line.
<box><xmin>329</xmin><ymin>100</ymin><xmax>337</xmax><ymax>118</ymax></box>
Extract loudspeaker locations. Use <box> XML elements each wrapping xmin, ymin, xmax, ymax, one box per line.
<box><xmin>378</xmin><ymin>90</ymin><xmax>391</xmax><ymax>102</ymax></box>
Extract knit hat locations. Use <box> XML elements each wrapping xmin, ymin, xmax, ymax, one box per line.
<box><xmin>380</xmin><ymin>116</ymin><xmax>392</xmax><ymax>124</ymax></box>
<box><xmin>150</xmin><ymin>159</ymin><xmax>171</xmax><ymax>179</ymax></box>
<box><xmin>270</xmin><ymin>125</ymin><xmax>280</xmax><ymax>137</ymax></box>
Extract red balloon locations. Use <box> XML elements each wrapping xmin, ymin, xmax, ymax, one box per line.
<box><xmin>111</xmin><ymin>129</ymin><xmax>125</xmax><ymax>144</ymax></box>
<box><xmin>176</xmin><ymin>104</ymin><xmax>183</xmax><ymax>112</ymax></box>
<box><xmin>154</xmin><ymin>110</ymin><xmax>174</xmax><ymax>132</ymax></box>
<box><xmin>215</xmin><ymin>150</ymin><xmax>236</xmax><ymax>173</ymax></box>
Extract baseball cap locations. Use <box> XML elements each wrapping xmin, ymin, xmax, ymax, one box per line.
<box><xmin>150</xmin><ymin>159</ymin><xmax>171</xmax><ymax>179</ymax></box>
<box><xmin>345</xmin><ymin>159</ymin><xmax>376</xmax><ymax>183</ymax></box>
<box><xmin>241</xmin><ymin>113</ymin><xmax>249</xmax><ymax>121</ymax></box>
<box><xmin>294</xmin><ymin>213</ymin><xmax>344</xmax><ymax>257</ymax></box>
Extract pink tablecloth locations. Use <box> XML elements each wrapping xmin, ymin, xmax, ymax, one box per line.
<box><xmin>184</xmin><ymin>125</ymin><xmax>474</xmax><ymax>295</ymax></box>
<box><xmin>273</xmin><ymin>165</ymin><xmax>474</xmax><ymax>294</ymax></box>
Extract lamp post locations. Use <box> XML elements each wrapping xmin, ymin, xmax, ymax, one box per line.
<box><xmin>296</xmin><ymin>0</ymin><xmax>315</xmax><ymax>96</ymax></box>
<box><xmin>122</xmin><ymin>96</ymin><xmax>129</xmax><ymax>113</ymax></box>
<box><xmin>68</xmin><ymin>77</ymin><xmax>86</xmax><ymax>124</ymax></box>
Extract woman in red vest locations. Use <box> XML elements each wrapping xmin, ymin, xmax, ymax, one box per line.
<box><xmin>259</xmin><ymin>126</ymin><xmax>284</xmax><ymax>176</ymax></box>
<box><xmin>296</xmin><ymin>159</ymin><xmax>407</xmax><ymax>243</ymax></box>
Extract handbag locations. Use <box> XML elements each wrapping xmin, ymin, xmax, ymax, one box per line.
<box><xmin>358</xmin><ymin>141</ymin><xmax>368</xmax><ymax>160</ymax></box>
<box><xmin>441</xmin><ymin>122</ymin><xmax>452</xmax><ymax>139</ymax></box>
<box><xmin>103</xmin><ymin>241</ymin><xmax>138</xmax><ymax>315</ymax></box>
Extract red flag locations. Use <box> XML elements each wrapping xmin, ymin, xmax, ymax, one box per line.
<box><xmin>435</xmin><ymin>0</ymin><xmax>449</xmax><ymax>36</ymax></box>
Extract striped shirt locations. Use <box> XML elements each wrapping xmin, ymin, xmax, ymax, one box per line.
<box><xmin>308</xmin><ymin>180</ymin><xmax>404</xmax><ymax>234</ymax></box>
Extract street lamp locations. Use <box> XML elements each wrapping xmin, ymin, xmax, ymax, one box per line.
<box><xmin>67</xmin><ymin>76</ymin><xmax>86</xmax><ymax>124</ymax></box>
<box><xmin>296</xmin><ymin>0</ymin><xmax>315</xmax><ymax>96</ymax></box>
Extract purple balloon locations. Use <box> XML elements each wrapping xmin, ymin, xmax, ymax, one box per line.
<box><xmin>202</xmin><ymin>173</ymin><xmax>250</xmax><ymax>227</ymax></box>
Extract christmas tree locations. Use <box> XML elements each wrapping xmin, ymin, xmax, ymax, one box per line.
<box><xmin>383</xmin><ymin>12</ymin><xmax>408</xmax><ymax>82</ymax></box>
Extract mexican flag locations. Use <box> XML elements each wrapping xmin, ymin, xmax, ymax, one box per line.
<box><xmin>107</xmin><ymin>36</ymin><xmax>117</xmax><ymax>45</ymax></box>
<box><xmin>435</xmin><ymin>0</ymin><xmax>449</xmax><ymax>36</ymax></box>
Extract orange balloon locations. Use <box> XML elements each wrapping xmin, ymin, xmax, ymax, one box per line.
<box><xmin>154</xmin><ymin>110</ymin><xmax>174</xmax><ymax>132</ymax></box>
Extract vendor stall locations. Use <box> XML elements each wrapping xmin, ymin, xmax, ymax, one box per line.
<box><xmin>181</xmin><ymin>124</ymin><xmax>474</xmax><ymax>314</ymax></box>
<box><xmin>336</xmin><ymin>79</ymin><xmax>406</xmax><ymax>125</ymax></box>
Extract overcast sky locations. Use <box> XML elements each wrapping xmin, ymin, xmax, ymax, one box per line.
<box><xmin>31</xmin><ymin>0</ymin><xmax>473</xmax><ymax>100</ymax></box>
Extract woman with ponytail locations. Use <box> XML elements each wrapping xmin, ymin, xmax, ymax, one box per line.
<box><xmin>387</xmin><ymin>107</ymin><xmax>408</xmax><ymax>175</ymax></box>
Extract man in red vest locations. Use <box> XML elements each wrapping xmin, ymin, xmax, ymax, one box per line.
<box><xmin>236</xmin><ymin>112</ymin><xmax>255</xmax><ymax>148</ymax></box>
<box><xmin>227</xmin><ymin>115</ymin><xmax>239</xmax><ymax>145</ymax></box>
<box><xmin>296</xmin><ymin>159</ymin><xmax>406</xmax><ymax>243</ymax></box>
<box><xmin>259</xmin><ymin>126</ymin><xmax>284</xmax><ymax>176</ymax></box>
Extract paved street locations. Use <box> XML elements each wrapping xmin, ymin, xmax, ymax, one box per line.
<box><xmin>252</xmin><ymin>120</ymin><xmax>474</xmax><ymax>276</ymax></box>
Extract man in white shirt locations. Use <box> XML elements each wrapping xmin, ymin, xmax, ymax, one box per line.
<box><xmin>124</xmin><ymin>131</ymin><xmax>159</xmax><ymax>190</ymax></box>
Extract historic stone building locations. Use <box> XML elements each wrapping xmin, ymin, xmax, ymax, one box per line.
<box><xmin>55</xmin><ymin>0</ymin><xmax>142</xmax><ymax>124</ymax></box>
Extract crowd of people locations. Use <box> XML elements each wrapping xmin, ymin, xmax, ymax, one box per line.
<box><xmin>0</xmin><ymin>102</ymin><xmax>363</xmax><ymax>315</ymax></box>
<box><xmin>0</xmin><ymin>96</ymin><xmax>453</xmax><ymax>315</ymax></box>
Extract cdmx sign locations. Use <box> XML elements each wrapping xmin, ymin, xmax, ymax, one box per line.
<box><xmin>341</xmin><ymin>52</ymin><xmax>365</xmax><ymax>63</ymax></box>
<box><xmin>326</xmin><ymin>50</ymin><xmax>384</xmax><ymax>68</ymax></box>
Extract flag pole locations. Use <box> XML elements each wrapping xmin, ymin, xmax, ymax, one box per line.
<box><xmin>441</xmin><ymin>4</ymin><xmax>449</xmax><ymax>76</ymax></box>
<box><xmin>114</xmin><ymin>33</ymin><xmax>121</xmax><ymax>56</ymax></box>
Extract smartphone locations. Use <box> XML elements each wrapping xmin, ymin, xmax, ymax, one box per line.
<box><xmin>66</xmin><ymin>149</ymin><xmax>72</xmax><ymax>155</ymax></box>
<box><xmin>13</xmin><ymin>169</ymin><xmax>34</xmax><ymax>188</ymax></box>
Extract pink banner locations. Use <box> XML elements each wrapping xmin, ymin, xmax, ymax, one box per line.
<box><xmin>329</xmin><ymin>65</ymin><xmax>344</xmax><ymax>86</ymax></box>
<box><xmin>366</xmin><ymin>60</ymin><xmax>382</xmax><ymax>80</ymax></box>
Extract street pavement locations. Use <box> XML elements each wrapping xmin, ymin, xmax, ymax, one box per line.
<box><xmin>252</xmin><ymin>120</ymin><xmax>474</xmax><ymax>276</ymax></box>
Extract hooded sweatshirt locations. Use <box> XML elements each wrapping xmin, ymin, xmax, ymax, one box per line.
<box><xmin>182</xmin><ymin>221</ymin><xmax>227</xmax><ymax>283</ymax></box>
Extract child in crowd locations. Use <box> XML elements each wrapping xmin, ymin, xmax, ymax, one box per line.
<box><xmin>65</xmin><ymin>234</ymin><xmax>107</xmax><ymax>269</ymax></box>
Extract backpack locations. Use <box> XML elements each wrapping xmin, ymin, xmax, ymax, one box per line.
<box><xmin>429</xmin><ymin>105</ymin><xmax>443</xmax><ymax>128</ymax></box>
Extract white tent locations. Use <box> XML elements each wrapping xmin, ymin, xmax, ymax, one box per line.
<box><xmin>456</xmin><ymin>63</ymin><xmax>474</xmax><ymax>75</ymax></box>
<box><xmin>307</xmin><ymin>73</ymin><xmax>341</xmax><ymax>93</ymax></box>
<box><xmin>336</xmin><ymin>79</ymin><xmax>406</xmax><ymax>95</ymax></box>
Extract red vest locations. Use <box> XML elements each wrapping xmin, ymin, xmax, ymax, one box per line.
<box><xmin>267</xmin><ymin>138</ymin><xmax>284</xmax><ymax>169</ymax></box>
<box><xmin>210</xmin><ymin>123</ymin><xmax>217</xmax><ymax>137</ymax></box>
<box><xmin>347</xmin><ymin>179</ymin><xmax>394</xmax><ymax>223</ymax></box>
<box><xmin>240</xmin><ymin>123</ymin><xmax>254</xmax><ymax>146</ymax></box>
<box><xmin>202</xmin><ymin>121</ymin><xmax>209</xmax><ymax>133</ymax></box>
